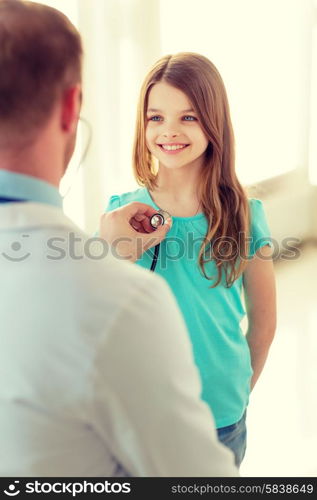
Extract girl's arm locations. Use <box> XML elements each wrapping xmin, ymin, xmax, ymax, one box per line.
<box><xmin>243</xmin><ymin>244</ymin><xmax>277</xmax><ymax>391</ymax></box>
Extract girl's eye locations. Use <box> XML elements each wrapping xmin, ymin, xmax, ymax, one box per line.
<box><xmin>148</xmin><ymin>115</ymin><xmax>162</xmax><ymax>121</ymax></box>
<box><xmin>183</xmin><ymin>115</ymin><xmax>197</xmax><ymax>121</ymax></box>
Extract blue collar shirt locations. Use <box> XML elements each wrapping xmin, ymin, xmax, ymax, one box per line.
<box><xmin>0</xmin><ymin>170</ymin><xmax>62</xmax><ymax>208</ymax></box>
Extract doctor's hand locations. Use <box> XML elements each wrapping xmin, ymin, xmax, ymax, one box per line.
<box><xmin>99</xmin><ymin>202</ymin><xmax>172</xmax><ymax>262</ymax></box>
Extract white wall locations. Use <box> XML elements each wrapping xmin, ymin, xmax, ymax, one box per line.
<box><xmin>308</xmin><ymin>0</ymin><xmax>317</xmax><ymax>185</ymax></box>
<box><xmin>253</xmin><ymin>169</ymin><xmax>317</xmax><ymax>245</ymax></box>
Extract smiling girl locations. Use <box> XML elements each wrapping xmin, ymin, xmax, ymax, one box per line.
<box><xmin>106</xmin><ymin>53</ymin><xmax>276</xmax><ymax>467</ymax></box>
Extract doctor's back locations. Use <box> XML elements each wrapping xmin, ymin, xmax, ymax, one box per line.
<box><xmin>0</xmin><ymin>203</ymin><xmax>235</xmax><ymax>476</ymax></box>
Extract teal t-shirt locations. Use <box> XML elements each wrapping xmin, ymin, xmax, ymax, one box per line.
<box><xmin>106</xmin><ymin>187</ymin><xmax>272</xmax><ymax>428</ymax></box>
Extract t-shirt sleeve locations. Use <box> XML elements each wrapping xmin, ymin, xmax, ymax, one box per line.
<box><xmin>249</xmin><ymin>198</ymin><xmax>273</xmax><ymax>258</ymax></box>
<box><xmin>105</xmin><ymin>195</ymin><xmax>121</xmax><ymax>212</ymax></box>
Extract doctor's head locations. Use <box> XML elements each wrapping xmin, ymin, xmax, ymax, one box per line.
<box><xmin>0</xmin><ymin>0</ymin><xmax>82</xmax><ymax>179</ymax></box>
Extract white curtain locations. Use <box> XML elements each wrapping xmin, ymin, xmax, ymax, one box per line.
<box><xmin>69</xmin><ymin>0</ymin><xmax>161</xmax><ymax>232</ymax></box>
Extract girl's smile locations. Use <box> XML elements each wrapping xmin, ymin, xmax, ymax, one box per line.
<box><xmin>157</xmin><ymin>142</ymin><xmax>190</xmax><ymax>154</ymax></box>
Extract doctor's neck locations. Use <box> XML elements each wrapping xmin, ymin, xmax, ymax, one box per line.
<box><xmin>0</xmin><ymin>116</ymin><xmax>67</xmax><ymax>188</ymax></box>
<box><xmin>0</xmin><ymin>143</ymin><xmax>64</xmax><ymax>188</ymax></box>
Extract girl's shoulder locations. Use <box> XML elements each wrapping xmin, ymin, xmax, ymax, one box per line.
<box><xmin>248</xmin><ymin>198</ymin><xmax>267</xmax><ymax>222</ymax></box>
<box><xmin>247</xmin><ymin>198</ymin><xmax>271</xmax><ymax>256</ymax></box>
<box><xmin>106</xmin><ymin>187</ymin><xmax>149</xmax><ymax>211</ymax></box>
<box><xmin>248</xmin><ymin>197</ymin><xmax>264</xmax><ymax>210</ymax></box>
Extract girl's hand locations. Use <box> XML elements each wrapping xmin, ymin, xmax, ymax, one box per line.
<box><xmin>99</xmin><ymin>202</ymin><xmax>172</xmax><ymax>262</ymax></box>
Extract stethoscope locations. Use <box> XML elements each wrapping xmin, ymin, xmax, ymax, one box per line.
<box><xmin>149</xmin><ymin>209</ymin><xmax>172</xmax><ymax>272</ymax></box>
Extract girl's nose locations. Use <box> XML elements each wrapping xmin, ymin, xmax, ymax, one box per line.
<box><xmin>163</xmin><ymin>130</ymin><xmax>180</xmax><ymax>138</ymax></box>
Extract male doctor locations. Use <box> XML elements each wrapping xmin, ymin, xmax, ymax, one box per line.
<box><xmin>0</xmin><ymin>0</ymin><xmax>237</xmax><ymax>477</ymax></box>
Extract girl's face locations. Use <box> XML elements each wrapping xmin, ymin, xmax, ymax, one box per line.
<box><xmin>145</xmin><ymin>82</ymin><xmax>209</xmax><ymax>171</ymax></box>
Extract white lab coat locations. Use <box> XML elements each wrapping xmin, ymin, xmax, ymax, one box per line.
<box><xmin>0</xmin><ymin>202</ymin><xmax>237</xmax><ymax>477</ymax></box>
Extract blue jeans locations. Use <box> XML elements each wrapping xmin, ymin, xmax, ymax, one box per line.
<box><xmin>217</xmin><ymin>411</ymin><xmax>247</xmax><ymax>468</ymax></box>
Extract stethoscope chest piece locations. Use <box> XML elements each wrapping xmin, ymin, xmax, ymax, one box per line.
<box><xmin>149</xmin><ymin>209</ymin><xmax>172</xmax><ymax>272</ymax></box>
<box><xmin>150</xmin><ymin>209</ymin><xmax>172</xmax><ymax>229</ymax></box>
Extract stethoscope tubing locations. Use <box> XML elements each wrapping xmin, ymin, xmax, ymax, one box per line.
<box><xmin>150</xmin><ymin>244</ymin><xmax>160</xmax><ymax>272</ymax></box>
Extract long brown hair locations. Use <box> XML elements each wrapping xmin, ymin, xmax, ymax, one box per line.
<box><xmin>133</xmin><ymin>52</ymin><xmax>250</xmax><ymax>287</ymax></box>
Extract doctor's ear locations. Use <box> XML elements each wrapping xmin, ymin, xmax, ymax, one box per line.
<box><xmin>61</xmin><ymin>84</ymin><xmax>82</xmax><ymax>132</ymax></box>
